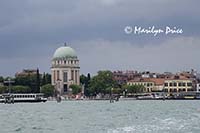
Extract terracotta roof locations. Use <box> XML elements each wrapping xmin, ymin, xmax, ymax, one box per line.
<box><xmin>128</xmin><ymin>78</ymin><xmax>165</xmax><ymax>85</ymax></box>
<box><xmin>147</xmin><ymin>78</ymin><xmax>165</xmax><ymax>85</ymax></box>
<box><xmin>166</xmin><ymin>75</ymin><xmax>191</xmax><ymax>80</ymax></box>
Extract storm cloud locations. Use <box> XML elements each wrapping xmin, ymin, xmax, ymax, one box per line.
<box><xmin>0</xmin><ymin>0</ymin><xmax>199</xmax><ymax>76</ymax></box>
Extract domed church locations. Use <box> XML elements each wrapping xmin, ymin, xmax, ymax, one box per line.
<box><xmin>51</xmin><ymin>44</ymin><xmax>80</xmax><ymax>95</ymax></box>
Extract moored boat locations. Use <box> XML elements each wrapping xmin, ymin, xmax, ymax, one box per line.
<box><xmin>0</xmin><ymin>93</ymin><xmax>47</xmax><ymax>103</ymax></box>
<box><xmin>137</xmin><ymin>94</ymin><xmax>154</xmax><ymax>100</ymax></box>
<box><xmin>184</xmin><ymin>96</ymin><xmax>195</xmax><ymax>99</ymax></box>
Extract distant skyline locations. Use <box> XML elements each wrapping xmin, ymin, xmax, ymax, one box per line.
<box><xmin>0</xmin><ymin>0</ymin><xmax>200</xmax><ymax>77</ymax></box>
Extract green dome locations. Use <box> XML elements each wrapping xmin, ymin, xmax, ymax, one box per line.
<box><xmin>53</xmin><ymin>46</ymin><xmax>77</xmax><ymax>60</ymax></box>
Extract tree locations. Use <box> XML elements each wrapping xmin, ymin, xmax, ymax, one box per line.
<box><xmin>15</xmin><ymin>74</ymin><xmax>39</xmax><ymax>93</ymax></box>
<box><xmin>11</xmin><ymin>85</ymin><xmax>31</xmax><ymax>93</ymax></box>
<box><xmin>122</xmin><ymin>84</ymin><xmax>145</xmax><ymax>94</ymax></box>
<box><xmin>0</xmin><ymin>86</ymin><xmax>7</xmax><ymax>94</ymax></box>
<box><xmin>15</xmin><ymin>76</ymin><xmax>27</xmax><ymax>87</ymax></box>
<box><xmin>69</xmin><ymin>84</ymin><xmax>82</xmax><ymax>95</ymax></box>
<box><xmin>80</xmin><ymin>74</ymin><xmax>87</xmax><ymax>85</ymax></box>
<box><xmin>0</xmin><ymin>76</ymin><xmax>4</xmax><ymax>82</ymax></box>
<box><xmin>40</xmin><ymin>84</ymin><xmax>54</xmax><ymax>97</ymax></box>
<box><xmin>136</xmin><ymin>85</ymin><xmax>145</xmax><ymax>93</ymax></box>
<box><xmin>41</xmin><ymin>72</ymin><xmax>46</xmax><ymax>86</ymax></box>
<box><xmin>41</xmin><ymin>73</ymin><xmax>51</xmax><ymax>86</ymax></box>
<box><xmin>87</xmin><ymin>73</ymin><xmax>91</xmax><ymax>81</ymax></box>
<box><xmin>85</xmin><ymin>73</ymin><xmax>91</xmax><ymax>96</ymax></box>
<box><xmin>45</xmin><ymin>73</ymin><xmax>51</xmax><ymax>84</ymax></box>
<box><xmin>80</xmin><ymin>73</ymin><xmax>92</xmax><ymax>96</ymax></box>
<box><xmin>88</xmin><ymin>70</ymin><xmax>117</xmax><ymax>95</ymax></box>
<box><xmin>112</xmin><ymin>88</ymin><xmax>122</xmax><ymax>94</ymax></box>
<box><xmin>36</xmin><ymin>68</ymin><xmax>40</xmax><ymax>93</ymax></box>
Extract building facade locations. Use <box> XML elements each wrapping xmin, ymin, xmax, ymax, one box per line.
<box><xmin>127</xmin><ymin>78</ymin><xmax>155</xmax><ymax>92</ymax></box>
<box><xmin>15</xmin><ymin>69</ymin><xmax>38</xmax><ymax>77</ymax></box>
<box><xmin>127</xmin><ymin>78</ymin><xmax>165</xmax><ymax>92</ymax></box>
<box><xmin>197</xmin><ymin>83</ymin><xmax>200</xmax><ymax>92</ymax></box>
<box><xmin>113</xmin><ymin>70</ymin><xmax>140</xmax><ymax>85</ymax></box>
<box><xmin>164</xmin><ymin>79</ymin><xmax>193</xmax><ymax>93</ymax></box>
<box><xmin>128</xmin><ymin>77</ymin><xmax>193</xmax><ymax>93</ymax></box>
<box><xmin>51</xmin><ymin>45</ymin><xmax>80</xmax><ymax>95</ymax></box>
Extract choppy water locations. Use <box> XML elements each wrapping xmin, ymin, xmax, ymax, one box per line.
<box><xmin>0</xmin><ymin>100</ymin><xmax>200</xmax><ymax>133</ymax></box>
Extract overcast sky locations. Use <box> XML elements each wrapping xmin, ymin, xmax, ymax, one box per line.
<box><xmin>0</xmin><ymin>0</ymin><xmax>200</xmax><ymax>77</ymax></box>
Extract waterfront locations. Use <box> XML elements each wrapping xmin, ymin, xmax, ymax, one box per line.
<box><xmin>0</xmin><ymin>101</ymin><xmax>200</xmax><ymax>133</ymax></box>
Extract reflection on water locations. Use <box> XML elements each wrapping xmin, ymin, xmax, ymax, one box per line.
<box><xmin>0</xmin><ymin>100</ymin><xmax>200</xmax><ymax>133</ymax></box>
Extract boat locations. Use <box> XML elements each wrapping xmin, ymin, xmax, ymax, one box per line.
<box><xmin>119</xmin><ymin>96</ymin><xmax>137</xmax><ymax>100</ymax></box>
<box><xmin>195</xmin><ymin>95</ymin><xmax>200</xmax><ymax>99</ymax></box>
<box><xmin>0</xmin><ymin>93</ymin><xmax>47</xmax><ymax>103</ymax></box>
<box><xmin>184</xmin><ymin>96</ymin><xmax>195</xmax><ymax>99</ymax></box>
<box><xmin>137</xmin><ymin>94</ymin><xmax>154</xmax><ymax>100</ymax></box>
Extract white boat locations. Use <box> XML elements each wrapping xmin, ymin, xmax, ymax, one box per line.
<box><xmin>119</xmin><ymin>96</ymin><xmax>137</xmax><ymax>100</ymax></box>
<box><xmin>0</xmin><ymin>93</ymin><xmax>47</xmax><ymax>103</ymax></box>
<box><xmin>137</xmin><ymin>95</ymin><xmax>154</xmax><ymax>100</ymax></box>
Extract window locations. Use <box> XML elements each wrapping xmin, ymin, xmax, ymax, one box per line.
<box><xmin>164</xmin><ymin>83</ymin><xmax>168</xmax><ymax>86</ymax></box>
<box><xmin>182</xmin><ymin>82</ymin><xmax>186</xmax><ymax>86</ymax></box>
<box><xmin>147</xmin><ymin>83</ymin><xmax>150</xmax><ymax>87</ymax></box>
<box><xmin>57</xmin><ymin>70</ymin><xmax>60</xmax><ymax>80</ymax></box>
<box><xmin>188</xmin><ymin>89</ymin><xmax>193</xmax><ymax>91</ymax></box>
<box><xmin>75</xmin><ymin>70</ymin><xmax>78</xmax><ymax>83</ymax></box>
<box><xmin>64</xmin><ymin>60</ymin><xmax>66</xmax><ymax>64</ymax></box>
<box><xmin>169</xmin><ymin>83</ymin><xmax>173</xmax><ymax>87</ymax></box>
<box><xmin>64</xmin><ymin>84</ymin><xmax>68</xmax><ymax>92</ymax></box>
<box><xmin>187</xmin><ymin>82</ymin><xmax>192</xmax><ymax>86</ymax></box>
<box><xmin>173</xmin><ymin>82</ymin><xmax>177</xmax><ymax>86</ymax></box>
<box><xmin>71</xmin><ymin>70</ymin><xmax>74</xmax><ymax>80</ymax></box>
<box><xmin>63</xmin><ymin>72</ymin><xmax>68</xmax><ymax>82</ymax></box>
<box><xmin>53</xmin><ymin>70</ymin><xmax>56</xmax><ymax>83</ymax></box>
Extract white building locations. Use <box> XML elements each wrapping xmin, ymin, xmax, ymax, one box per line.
<box><xmin>51</xmin><ymin>45</ymin><xmax>80</xmax><ymax>95</ymax></box>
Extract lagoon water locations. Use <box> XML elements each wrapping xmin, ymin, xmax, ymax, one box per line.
<box><xmin>0</xmin><ymin>100</ymin><xmax>200</xmax><ymax>133</ymax></box>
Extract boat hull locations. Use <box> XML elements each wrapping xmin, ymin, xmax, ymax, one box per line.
<box><xmin>0</xmin><ymin>93</ymin><xmax>47</xmax><ymax>103</ymax></box>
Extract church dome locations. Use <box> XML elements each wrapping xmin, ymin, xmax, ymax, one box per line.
<box><xmin>53</xmin><ymin>46</ymin><xmax>77</xmax><ymax>60</ymax></box>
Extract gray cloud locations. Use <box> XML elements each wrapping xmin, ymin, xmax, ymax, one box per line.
<box><xmin>0</xmin><ymin>0</ymin><xmax>199</xmax><ymax>76</ymax></box>
<box><xmin>74</xmin><ymin>36</ymin><xmax>200</xmax><ymax>75</ymax></box>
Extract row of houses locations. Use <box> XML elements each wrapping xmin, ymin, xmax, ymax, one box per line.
<box><xmin>113</xmin><ymin>69</ymin><xmax>200</xmax><ymax>93</ymax></box>
<box><xmin>127</xmin><ymin>77</ymin><xmax>193</xmax><ymax>93</ymax></box>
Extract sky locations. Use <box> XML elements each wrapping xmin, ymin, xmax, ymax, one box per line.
<box><xmin>0</xmin><ymin>0</ymin><xmax>200</xmax><ymax>77</ymax></box>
